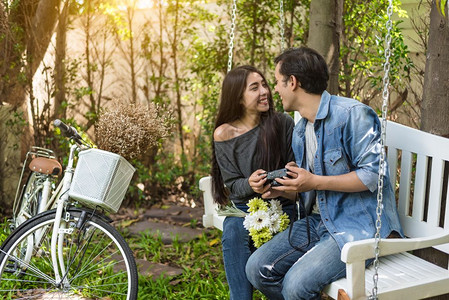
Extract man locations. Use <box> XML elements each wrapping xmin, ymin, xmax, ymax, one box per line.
<box><xmin>245</xmin><ymin>47</ymin><xmax>403</xmax><ymax>300</ymax></box>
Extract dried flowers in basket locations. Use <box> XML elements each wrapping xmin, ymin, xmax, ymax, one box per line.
<box><xmin>95</xmin><ymin>102</ymin><xmax>173</xmax><ymax>161</ymax></box>
<box><xmin>218</xmin><ymin>197</ymin><xmax>290</xmax><ymax>248</ymax></box>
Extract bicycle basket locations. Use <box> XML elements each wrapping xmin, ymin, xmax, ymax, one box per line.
<box><xmin>68</xmin><ymin>148</ymin><xmax>135</xmax><ymax>213</ymax></box>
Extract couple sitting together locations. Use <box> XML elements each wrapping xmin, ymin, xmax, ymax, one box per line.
<box><xmin>211</xmin><ymin>46</ymin><xmax>403</xmax><ymax>300</ymax></box>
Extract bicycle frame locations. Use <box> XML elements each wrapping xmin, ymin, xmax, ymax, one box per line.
<box><xmin>11</xmin><ymin>137</ymin><xmax>90</xmax><ymax>284</ymax></box>
<box><xmin>51</xmin><ymin>144</ymin><xmax>78</xmax><ymax>284</ymax></box>
<box><xmin>15</xmin><ymin>143</ymin><xmax>83</xmax><ymax>284</ymax></box>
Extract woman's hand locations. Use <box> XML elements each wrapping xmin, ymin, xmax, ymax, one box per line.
<box><xmin>261</xmin><ymin>188</ymin><xmax>283</xmax><ymax>199</ymax></box>
<box><xmin>249</xmin><ymin>169</ymin><xmax>270</xmax><ymax>194</ymax></box>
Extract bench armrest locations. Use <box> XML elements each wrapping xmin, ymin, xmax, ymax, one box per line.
<box><xmin>339</xmin><ymin>232</ymin><xmax>449</xmax><ymax>299</ymax></box>
<box><xmin>200</xmin><ymin>176</ymin><xmax>221</xmax><ymax>228</ymax></box>
<box><xmin>342</xmin><ymin>232</ymin><xmax>449</xmax><ymax>263</ymax></box>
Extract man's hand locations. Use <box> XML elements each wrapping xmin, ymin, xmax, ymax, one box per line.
<box><xmin>273</xmin><ymin>161</ymin><xmax>369</xmax><ymax>193</ymax></box>
<box><xmin>272</xmin><ymin>162</ymin><xmax>317</xmax><ymax>193</ymax></box>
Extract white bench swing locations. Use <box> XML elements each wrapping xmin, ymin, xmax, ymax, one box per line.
<box><xmin>200</xmin><ymin>1</ymin><xmax>449</xmax><ymax>299</ymax></box>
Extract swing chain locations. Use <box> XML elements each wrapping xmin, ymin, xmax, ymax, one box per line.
<box><xmin>227</xmin><ymin>0</ymin><xmax>237</xmax><ymax>73</ymax></box>
<box><xmin>279</xmin><ymin>0</ymin><xmax>285</xmax><ymax>52</ymax></box>
<box><xmin>370</xmin><ymin>1</ymin><xmax>393</xmax><ymax>299</ymax></box>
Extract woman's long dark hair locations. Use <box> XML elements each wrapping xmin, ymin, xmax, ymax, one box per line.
<box><xmin>211</xmin><ymin>65</ymin><xmax>286</xmax><ymax>205</ymax></box>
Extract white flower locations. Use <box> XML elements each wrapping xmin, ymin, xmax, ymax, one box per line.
<box><xmin>268</xmin><ymin>199</ymin><xmax>282</xmax><ymax>214</ymax></box>
<box><xmin>268</xmin><ymin>214</ymin><xmax>282</xmax><ymax>233</ymax></box>
<box><xmin>244</xmin><ymin>210</ymin><xmax>270</xmax><ymax>231</ymax></box>
<box><xmin>267</xmin><ymin>200</ymin><xmax>282</xmax><ymax>233</ymax></box>
<box><xmin>243</xmin><ymin>214</ymin><xmax>255</xmax><ymax>231</ymax></box>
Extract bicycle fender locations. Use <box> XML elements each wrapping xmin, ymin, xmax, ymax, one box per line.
<box><xmin>66</xmin><ymin>207</ymin><xmax>113</xmax><ymax>223</ymax></box>
<box><xmin>1</xmin><ymin>208</ymin><xmax>112</xmax><ymax>251</ymax></box>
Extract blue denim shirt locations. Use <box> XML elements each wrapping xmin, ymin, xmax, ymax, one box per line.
<box><xmin>293</xmin><ymin>91</ymin><xmax>403</xmax><ymax>249</ymax></box>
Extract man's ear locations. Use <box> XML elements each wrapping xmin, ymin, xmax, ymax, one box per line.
<box><xmin>289</xmin><ymin>75</ymin><xmax>300</xmax><ymax>90</ymax></box>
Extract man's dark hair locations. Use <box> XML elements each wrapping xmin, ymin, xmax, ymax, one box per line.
<box><xmin>274</xmin><ymin>47</ymin><xmax>329</xmax><ymax>94</ymax></box>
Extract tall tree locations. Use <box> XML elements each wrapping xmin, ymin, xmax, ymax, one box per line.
<box><xmin>0</xmin><ymin>0</ymin><xmax>61</xmax><ymax>207</ymax></box>
<box><xmin>109</xmin><ymin>0</ymin><xmax>145</xmax><ymax>107</ymax></box>
<box><xmin>165</xmin><ymin>0</ymin><xmax>212</xmax><ymax>161</ymax></box>
<box><xmin>413</xmin><ymin>2</ymin><xmax>449</xmax><ymax>291</ymax></box>
<box><xmin>420</xmin><ymin>0</ymin><xmax>449</xmax><ymax>136</ymax></box>
<box><xmin>141</xmin><ymin>0</ymin><xmax>169</xmax><ymax>106</ymax></box>
<box><xmin>339</xmin><ymin>0</ymin><xmax>412</xmax><ymax>117</ymax></box>
<box><xmin>307</xmin><ymin>0</ymin><xmax>342</xmax><ymax>95</ymax></box>
<box><xmin>0</xmin><ymin>0</ymin><xmax>62</xmax><ymax>107</ymax></box>
<box><xmin>167</xmin><ymin>0</ymin><xmax>185</xmax><ymax>156</ymax></box>
<box><xmin>53</xmin><ymin>1</ymin><xmax>70</xmax><ymax>121</ymax></box>
<box><xmin>230</xmin><ymin>0</ymin><xmax>279</xmax><ymax>73</ymax></box>
<box><xmin>284</xmin><ymin>0</ymin><xmax>309</xmax><ymax>48</ymax></box>
<box><xmin>74</xmin><ymin>0</ymin><xmax>116</xmax><ymax>131</ymax></box>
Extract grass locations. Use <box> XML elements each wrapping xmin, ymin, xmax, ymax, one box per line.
<box><xmin>0</xmin><ymin>218</ymin><xmax>268</xmax><ymax>300</ymax></box>
<box><xmin>130</xmin><ymin>228</ymin><xmax>268</xmax><ymax>299</ymax></box>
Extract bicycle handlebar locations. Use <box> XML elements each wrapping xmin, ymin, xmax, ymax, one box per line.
<box><xmin>54</xmin><ymin>119</ymin><xmax>82</xmax><ymax>141</ymax></box>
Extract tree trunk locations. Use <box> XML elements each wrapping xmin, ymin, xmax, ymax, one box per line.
<box><xmin>54</xmin><ymin>1</ymin><xmax>69</xmax><ymax>121</ymax></box>
<box><xmin>127</xmin><ymin>6</ymin><xmax>137</xmax><ymax>104</ymax></box>
<box><xmin>285</xmin><ymin>0</ymin><xmax>297</xmax><ymax>48</ymax></box>
<box><xmin>0</xmin><ymin>106</ymin><xmax>23</xmax><ymax>209</ymax></box>
<box><xmin>156</xmin><ymin>1</ymin><xmax>164</xmax><ymax>102</ymax></box>
<box><xmin>421</xmin><ymin>1</ymin><xmax>449</xmax><ymax>137</ymax></box>
<box><xmin>0</xmin><ymin>0</ymin><xmax>61</xmax><ymax>208</ymax></box>
<box><xmin>171</xmin><ymin>0</ymin><xmax>185</xmax><ymax>158</ymax></box>
<box><xmin>250</xmin><ymin>1</ymin><xmax>257</xmax><ymax>66</ymax></box>
<box><xmin>415</xmin><ymin>4</ymin><xmax>449</xmax><ymax>299</ymax></box>
<box><xmin>307</xmin><ymin>0</ymin><xmax>342</xmax><ymax>95</ymax></box>
<box><xmin>28</xmin><ymin>0</ymin><xmax>61</xmax><ymax>75</ymax></box>
<box><xmin>0</xmin><ymin>0</ymin><xmax>60</xmax><ymax>104</ymax></box>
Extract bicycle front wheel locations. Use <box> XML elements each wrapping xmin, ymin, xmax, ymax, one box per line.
<box><xmin>0</xmin><ymin>209</ymin><xmax>138</xmax><ymax>299</ymax></box>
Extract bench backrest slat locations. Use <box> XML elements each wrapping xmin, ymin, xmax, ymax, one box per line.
<box><xmin>412</xmin><ymin>154</ymin><xmax>428</xmax><ymax>222</ymax></box>
<box><xmin>428</xmin><ymin>158</ymin><xmax>444</xmax><ymax>227</ymax></box>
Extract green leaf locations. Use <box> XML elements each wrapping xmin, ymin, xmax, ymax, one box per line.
<box><xmin>217</xmin><ymin>202</ymin><xmax>247</xmax><ymax>217</ymax></box>
<box><xmin>441</xmin><ymin>0</ymin><xmax>448</xmax><ymax>16</ymax></box>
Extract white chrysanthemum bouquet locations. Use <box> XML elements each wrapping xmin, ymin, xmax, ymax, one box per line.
<box><xmin>243</xmin><ymin>198</ymin><xmax>290</xmax><ymax>248</ymax></box>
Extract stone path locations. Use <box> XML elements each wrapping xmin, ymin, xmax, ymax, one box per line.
<box><xmin>123</xmin><ymin>204</ymin><xmax>207</xmax><ymax>279</ymax></box>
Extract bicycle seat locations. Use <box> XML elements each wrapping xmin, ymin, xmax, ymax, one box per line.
<box><xmin>29</xmin><ymin>157</ymin><xmax>62</xmax><ymax>176</ymax></box>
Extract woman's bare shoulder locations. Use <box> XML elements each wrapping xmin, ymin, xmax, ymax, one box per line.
<box><xmin>214</xmin><ymin>123</ymin><xmax>239</xmax><ymax>142</ymax></box>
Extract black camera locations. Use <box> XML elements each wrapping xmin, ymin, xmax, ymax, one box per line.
<box><xmin>265</xmin><ymin>168</ymin><xmax>288</xmax><ymax>187</ymax></box>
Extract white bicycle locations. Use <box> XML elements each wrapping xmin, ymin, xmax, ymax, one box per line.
<box><xmin>0</xmin><ymin>120</ymin><xmax>138</xmax><ymax>299</ymax></box>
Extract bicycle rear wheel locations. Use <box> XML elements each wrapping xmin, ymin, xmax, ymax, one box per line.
<box><xmin>0</xmin><ymin>209</ymin><xmax>138</xmax><ymax>300</ymax></box>
<box><xmin>13</xmin><ymin>172</ymin><xmax>44</xmax><ymax>229</ymax></box>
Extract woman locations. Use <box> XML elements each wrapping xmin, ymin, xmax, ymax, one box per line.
<box><xmin>211</xmin><ymin>65</ymin><xmax>296</xmax><ymax>300</ymax></box>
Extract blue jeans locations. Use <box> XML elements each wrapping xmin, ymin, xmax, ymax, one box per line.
<box><xmin>245</xmin><ymin>214</ymin><xmax>346</xmax><ymax>300</ymax></box>
<box><xmin>222</xmin><ymin>203</ymin><xmax>295</xmax><ymax>300</ymax></box>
